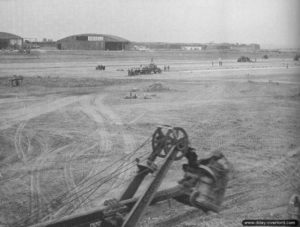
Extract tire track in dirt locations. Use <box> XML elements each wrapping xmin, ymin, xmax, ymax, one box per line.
<box><xmin>37</xmin><ymin>143</ymin><xmax>76</xmax><ymax>222</ymax></box>
<box><xmin>93</xmin><ymin>95</ymin><xmax>136</xmax><ymax>156</ymax></box>
<box><xmin>34</xmin><ymin>135</ymin><xmax>51</xmax><ymax>203</ymax></box>
<box><xmin>28</xmin><ymin>137</ymin><xmax>40</xmax><ymax>223</ymax></box>
<box><xmin>14</xmin><ymin>123</ymin><xmax>43</xmax><ymax>223</ymax></box>
<box><xmin>52</xmin><ymin>109</ymin><xmax>85</xmax><ymax>214</ymax></box>
<box><xmin>14</xmin><ymin>122</ymin><xmax>27</xmax><ymax>163</ymax></box>
<box><xmin>78</xmin><ymin>96</ymin><xmax>112</xmax><ymax>180</ymax></box>
<box><xmin>28</xmin><ymin>134</ymin><xmax>58</xmax><ymax>223</ymax></box>
<box><xmin>80</xmin><ymin>95</ymin><xmax>112</xmax><ymax>157</ymax></box>
<box><xmin>47</xmin><ymin>144</ymin><xmax>102</xmax><ymax>221</ymax></box>
<box><xmin>64</xmin><ymin>145</ymin><xmax>100</xmax><ymax>212</ymax></box>
<box><xmin>93</xmin><ymin>95</ymin><xmax>137</xmax><ymax>186</ymax></box>
<box><xmin>63</xmin><ymin>144</ymin><xmax>82</xmax><ymax>213</ymax></box>
<box><xmin>52</xmin><ymin>109</ymin><xmax>89</xmax><ymax>214</ymax></box>
<box><xmin>0</xmin><ymin>95</ymin><xmax>90</xmax><ymax>130</ymax></box>
<box><xmin>68</xmin><ymin>95</ymin><xmax>114</xmax><ymax>209</ymax></box>
<box><xmin>67</xmin><ymin>94</ymin><xmax>137</xmax><ymax>207</ymax></box>
<box><xmin>38</xmin><ymin>94</ymin><xmax>137</xmax><ymax>219</ymax></box>
<box><xmin>14</xmin><ymin>122</ymin><xmax>40</xmax><ymax>223</ymax></box>
<box><xmin>55</xmin><ymin>110</ymin><xmax>80</xmax><ymax>205</ymax></box>
<box><xmin>48</xmin><ymin>98</ymin><xmax>114</xmax><ymax>217</ymax></box>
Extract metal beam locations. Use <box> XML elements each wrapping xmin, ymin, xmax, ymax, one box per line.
<box><xmin>29</xmin><ymin>186</ymin><xmax>183</xmax><ymax>227</ymax></box>
<box><xmin>122</xmin><ymin>146</ymin><xmax>178</xmax><ymax>227</ymax></box>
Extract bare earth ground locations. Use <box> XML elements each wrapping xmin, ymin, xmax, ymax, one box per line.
<box><xmin>0</xmin><ymin>50</ymin><xmax>300</xmax><ymax>227</ymax></box>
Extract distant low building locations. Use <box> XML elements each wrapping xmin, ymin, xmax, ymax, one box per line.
<box><xmin>133</xmin><ymin>45</ymin><xmax>150</xmax><ymax>51</ymax></box>
<box><xmin>56</xmin><ymin>33</ymin><xmax>130</xmax><ymax>51</ymax></box>
<box><xmin>205</xmin><ymin>43</ymin><xmax>260</xmax><ymax>51</ymax></box>
<box><xmin>132</xmin><ymin>42</ymin><xmax>183</xmax><ymax>50</ymax></box>
<box><xmin>0</xmin><ymin>32</ymin><xmax>23</xmax><ymax>49</ymax></box>
<box><xmin>206</xmin><ymin>43</ymin><xmax>231</xmax><ymax>50</ymax></box>
<box><xmin>231</xmin><ymin>43</ymin><xmax>260</xmax><ymax>51</ymax></box>
<box><xmin>181</xmin><ymin>46</ymin><xmax>202</xmax><ymax>51</ymax></box>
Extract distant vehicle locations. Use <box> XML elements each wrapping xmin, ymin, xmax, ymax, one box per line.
<box><xmin>237</xmin><ymin>56</ymin><xmax>252</xmax><ymax>62</ymax></box>
<box><xmin>263</xmin><ymin>55</ymin><xmax>269</xmax><ymax>59</ymax></box>
<box><xmin>96</xmin><ymin>65</ymin><xmax>106</xmax><ymax>70</ymax></box>
<box><xmin>294</xmin><ymin>54</ymin><xmax>300</xmax><ymax>61</ymax></box>
<box><xmin>128</xmin><ymin>63</ymin><xmax>162</xmax><ymax>76</ymax></box>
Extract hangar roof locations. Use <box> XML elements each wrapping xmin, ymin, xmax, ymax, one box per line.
<box><xmin>57</xmin><ymin>34</ymin><xmax>129</xmax><ymax>42</ymax></box>
<box><xmin>0</xmin><ymin>32</ymin><xmax>23</xmax><ymax>39</ymax></box>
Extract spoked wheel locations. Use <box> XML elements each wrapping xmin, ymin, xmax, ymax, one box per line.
<box><xmin>167</xmin><ymin>127</ymin><xmax>189</xmax><ymax>160</ymax></box>
<box><xmin>152</xmin><ymin>127</ymin><xmax>165</xmax><ymax>151</ymax></box>
<box><xmin>152</xmin><ymin>126</ymin><xmax>189</xmax><ymax>160</ymax></box>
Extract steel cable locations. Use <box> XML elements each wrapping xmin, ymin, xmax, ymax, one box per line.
<box><xmin>65</xmin><ymin>163</ymin><xmax>153</xmax><ymax>216</ymax></box>
<box><xmin>15</xmin><ymin>136</ymin><xmax>152</xmax><ymax>226</ymax></box>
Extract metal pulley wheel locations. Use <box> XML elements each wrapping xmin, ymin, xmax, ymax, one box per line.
<box><xmin>152</xmin><ymin>127</ymin><xmax>165</xmax><ymax>152</ymax></box>
<box><xmin>170</xmin><ymin>127</ymin><xmax>189</xmax><ymax>151</ymax></box>
<box><xmin>152</xmin><ymin>126</ymin><xmax>189</xmax><ymax>160</ymax></box>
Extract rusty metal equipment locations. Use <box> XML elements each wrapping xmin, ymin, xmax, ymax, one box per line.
<box><xmin>30</xmin><ymin>126</ymin><xmax>230</xmax><ymax>227</ymax></box>
<box><xmin>128</xmin><ymin>63</ymin><xmax>162</xmax><ymax>76</ymax></box>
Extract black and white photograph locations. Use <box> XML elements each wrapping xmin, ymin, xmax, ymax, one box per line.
<box><xmin>0</xmin><ymin>0</ymin><xmax>299</xmax><ymax>226</ymax></box>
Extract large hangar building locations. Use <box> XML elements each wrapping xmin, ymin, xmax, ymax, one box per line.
<box><xmin>0</xmin><ymin>32</ymin><xmax>23</xmax><ymax>49</ymax></box>
<box><xmin>56</xmin><ymin>34</ymin><xmax>130</xmax><ymax>51</ymax></box>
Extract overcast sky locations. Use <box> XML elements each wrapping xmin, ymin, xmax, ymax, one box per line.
<box><xmin>0</xmin><ymin>0</ymin><xmax>299</xmax><ymax>48</ymax></box>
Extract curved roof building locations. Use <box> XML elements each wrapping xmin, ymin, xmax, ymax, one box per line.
<box><xmin>56</xmin><ymin>33</ymin><xmax>130</xmax><ymax>51</ymax></box>
<box><xmin>0</xmin><ymin>32</ymin><xmax>23</xmax><ymax>49</ymax></box>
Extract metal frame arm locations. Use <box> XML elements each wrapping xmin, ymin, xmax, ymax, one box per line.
<box><xmin>122</xmin><ymin>146</ymin><xmax>178</xmax><ymax>227</ymax></box>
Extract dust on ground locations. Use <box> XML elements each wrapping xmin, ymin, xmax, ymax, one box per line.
<box><xmin>144</xmin><ymin>82</ymin><xmax>170</xmax><ymax>92</ymax></box>
<box><xmin>0</xmin><ymin>50</ymin><xmax>299</xmax><ymax>227</ymax></box>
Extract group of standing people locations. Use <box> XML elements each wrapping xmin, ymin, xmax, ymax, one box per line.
<box><xmin>164</xmin><ymin>65</ymin><xmax>170</xmax><ymax>71</ymax></box>
<box><xmin>211</xmin><ymin>58</ymin><xmax>223</xmax><ymax>67</ymax></box>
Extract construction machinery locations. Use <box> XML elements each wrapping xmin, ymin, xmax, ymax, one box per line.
<box><xmin>237</xmin><ymin>56</ymin><xmax>252</xmax><ymax>62</ymax></box>
<box><xmin>30</xmin><ymin>126</ymin><xmax>230</xmax><ymax>227</ymax></box>
<box><xmin>128</xmin><ymin>63</ymin><xmax>162</xmax><ymax>76</ymax></box>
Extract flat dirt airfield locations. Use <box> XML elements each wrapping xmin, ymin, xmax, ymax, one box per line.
<box><xmin>0</xmin><ymin>50</ymin><xmax>300</xmax><ymax>227</ymax></box>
